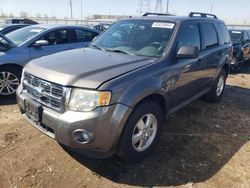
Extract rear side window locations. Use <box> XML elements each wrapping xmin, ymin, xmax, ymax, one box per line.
<box><xmin>177</xmin><ymin>23</ymin><xmax>201</xmax><ymax>51</ymax></box>
<box><xmin>201</xmin><ymin>23</ymin><xmax>218</xmax><ymax>49</ymax></box>
<box><xmin>244</xmin><ymin>31</ymin><xmax>249</xmax><ymax>40</ymax></box>
<box><xmin>75</xmin><ymin>29</ymin><xmax>98</xmax><ymax>42</ymax></box>
<box><xmin>216</xmin><ymin>23</ymin><xmax>231</xmax><ymax>44</ymax></box>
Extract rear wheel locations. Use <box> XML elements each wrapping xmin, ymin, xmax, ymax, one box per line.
<box><xmin>205</xmin><ymin>69</ymin><xmax>227</xmax><ymax>103</ymax></box>
<box><xmin>0</xmin><ymin>67</ymin><xmax>21</xmax><ymax>96</ymax></box>
<box><xmin>117</xmin><ymin>101</ymin><xmax>164</xmax><ymax>162</ymax></box>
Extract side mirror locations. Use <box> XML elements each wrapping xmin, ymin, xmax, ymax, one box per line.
<box><xmin>32</xmin><ymin>40</ymin><xmax>49</xmax><ymax>47</ymax></box>
<box><xmin>176</xmin><ymin>46</ymin><xmax>199</xmax><ymax>59</ymax></box>
<box><xmin>0</xmin><ymin>43</ymin><xmax>11</xmax><ymax>52</ymax></box>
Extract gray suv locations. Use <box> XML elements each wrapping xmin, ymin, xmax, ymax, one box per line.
<box><xmin>17</xmin><ymin>12</ymin><xmax>232</xmax><ymax>162</ymax></box>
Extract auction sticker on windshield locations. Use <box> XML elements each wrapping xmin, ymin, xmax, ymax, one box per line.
<box><xmin>232</xmin><ymin>31</ymin><xmax>241</xmax><ymax>34</ymax></box>
<box><xmin>152</xmin><ymin>22</ymin><xmax>175</xmax><ymax>29</ymax></box>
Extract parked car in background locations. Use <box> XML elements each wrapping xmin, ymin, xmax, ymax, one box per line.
<box><xmin>0</xmin><ymin>24</ymin><xmax>30</xmax><ymax>35</ymax></box>
<box><xmin>229</xmin><ymin>29</ymin><xmax>250</xmax><ymax>72</ymax></box>
<box><xmin>0</xmin><ymin>24</ymin><xmax>100</xmax><ymax>96</ymax></box>
<box><xmin>93</xmin><ymin>23</ymin><xmax>112</xmax><ymax>31</ymax></box>
<box><xmin>17</xmin><ymin>12</ymin><xmax>232</xmax><ymax>162</ymax></box>
<box><xmin>5</xmin><ymin>18</ymin><xmax>38</xmax><ymax>25</ymax></box>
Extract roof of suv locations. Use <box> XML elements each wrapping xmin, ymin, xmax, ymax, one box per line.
<box><xmin>127</xmin><ymin>12</ymin><xmax>224</xmax><ymax>24</ymax></box>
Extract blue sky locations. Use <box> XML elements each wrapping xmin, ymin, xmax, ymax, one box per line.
<box><xmin>0</xmin><ymin>0</ymin><xmax>250</xmax><ymax>23</ymax></box>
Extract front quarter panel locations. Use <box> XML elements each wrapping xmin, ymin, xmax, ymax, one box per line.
<box><xmin>99</xmin><ymin>61</ymin><xmax>172</xmax><ymax>109</ymax></box>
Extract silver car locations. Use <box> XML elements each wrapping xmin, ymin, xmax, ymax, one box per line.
<box><xmin>0</xmin><ymin>24</ymin><xmax>100</xmax><ymax>96</ymax></box>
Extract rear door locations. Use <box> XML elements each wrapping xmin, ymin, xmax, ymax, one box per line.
<box><xmin>170</xmin><ymin>22</ymin><xmax>206</xmax><ymax>107</ymax></box>
<box><xmin>29</xmin><ymin>29</ymin><xmax>73</xmax><ymax>59</ymax></box>
<box><xmin>200</xmin><ymin>22</ymin><xmax>223</xmax><ymax>87</ymax></box>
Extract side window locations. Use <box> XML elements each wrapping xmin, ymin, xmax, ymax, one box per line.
<box><xmin>39</xmin><ymin>29</ymin><xmax>70</xmax><ymax>45</ymax></box>
<box><xmin>177</xmin><ymin>23</ymin><xmax>201</xmax><ymax>51</ymax></box>
<box><xmin>201</xmin><ymin>23</ymin><xmax>218</xmax><ymax>49</ymax></box>
<box><xmin>244</xmin><ymin>32</ymin><xmax>249</xmax><ymax>40</ymax></box>
<box><xmin>216</xmin><ymin>23</ymin><xmax>231</xmax><ymax>44</ymax></box>
<box><xmin>75</xmin><ymin>29</ymin><xmax>98</xmax><ymax>42</ymax></box>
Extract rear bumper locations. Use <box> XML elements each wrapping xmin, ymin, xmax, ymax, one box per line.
<box><xmin>16</xmin><ymin>86</ymin><xmax>133</xmax><ymax>157</ymax></box>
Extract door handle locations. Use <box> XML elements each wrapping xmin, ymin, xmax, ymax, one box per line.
<box><xmin>185</xmin><ymin>64</ymin><xmax>191</xmax><ymax>69</ymax></box>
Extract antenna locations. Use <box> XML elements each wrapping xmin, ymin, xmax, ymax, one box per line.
<box><xmin>155</xmin><ymin>0</ymin><xmax>163</xmax><ymax>13</ymax></box>
<box><xmin>137</xmin><ymin>0</ymin><xmax>151</xmax><ymax>16</ymax></box>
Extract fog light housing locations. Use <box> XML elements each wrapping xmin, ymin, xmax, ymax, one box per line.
<box><xmin>72</xmin><ymin>129</ymin><xmax>93</xmax><ymax>144</ymax></box>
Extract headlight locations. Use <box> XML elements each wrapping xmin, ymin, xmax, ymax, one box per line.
<box><xmin>68</xmin><ymin>89</ymin><xmax>111</xmax><ymax>112</ymax></box>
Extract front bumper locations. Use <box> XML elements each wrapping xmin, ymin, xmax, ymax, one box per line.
<box><xmin>16</xmin><ymin>87</ymin><xmax>133</xmax><ymax>157</ymax></box>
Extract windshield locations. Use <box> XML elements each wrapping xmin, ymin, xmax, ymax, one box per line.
<box><xmin>229</xmin><ymin>30</ymin><xmax>242</xmax><ymax>44</ymax></box>
<box><xmin>5</xmin><ymin>26</ymin><xmax>46</xmax><ymax>46</ymax></box>
<box><xmin>91</xmin><ymin>20</ymin><xmax>175</xmax><ymax>57</ymax></box>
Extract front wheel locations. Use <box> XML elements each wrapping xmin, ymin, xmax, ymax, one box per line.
<box><xmin>116</xmin><ymin>101</ymin><xmax>164</xmax><ymax>162</ymax></box>
<box><xmin>205</xmin><ymin>69</ymin><xmax>227</xmax><ymax>103</ymax></box>
<box><xmin>0</xmin><ymin>67</ymin><xmax>21</xmax><ymax>97</ymax></box>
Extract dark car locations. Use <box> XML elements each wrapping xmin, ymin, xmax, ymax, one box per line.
<box><xmin>229</xmin><ymin>29</ymin><xmax>250</xmax><ymax>72</ymax></box>
<box><xmin>93</xmin><ymin>23</ymin><xmax>112</xmax><ymax>31</ymax></box>
<box><xmin>5</xmin><ymin>18</ymin><xmax>38</xmax><ymax>25</ymax></box>
<box><xmin>0</xmin><ymin>24</ymin><xmax>30</xmax><ymax>35</ymax></box>
<box><xmin>17</xmin><ymin>12</ymin><xmax>232</xmax><ymax>162</ymax></box>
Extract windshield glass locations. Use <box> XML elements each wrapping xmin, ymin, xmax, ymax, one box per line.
<box><xmin>5</xmin><ymin>26</ymin><xmax>46</xmax><ymax>46</ymax></box>
<box><xmin>91</xmin><ymin>20</ymin><xmax>175</xmax><ymax>57</ymax></box>
<box><xmin>229</xmin><ymin>30</ymin><xmax>242</xmax><ymax>44</ymax></box>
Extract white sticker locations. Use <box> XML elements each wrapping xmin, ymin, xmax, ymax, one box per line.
<box><xmin>152</xmin><ymin>22</ymin><xmax>175</xmax><ymax>29</ymax></box>
<box><xmin>30</xmin><ymin>29</ymin><xmax>44</xmax><ymax>33</ymax></box>
<box><xmin>232</xmin><ymin>31</ymin><xmax>241</xmax><ymax>34</ymax></box>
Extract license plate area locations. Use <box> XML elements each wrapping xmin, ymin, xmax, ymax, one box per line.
<box><xmin>25</xmin><ymin>99</ymin><xmax>43</xmax><ymax>123</ymax></box>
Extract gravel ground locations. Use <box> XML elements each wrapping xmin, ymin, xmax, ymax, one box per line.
<box><xmin>0</xmin><ymin>64</ymin><xmax>250</xmax><ymax>188</ymax></box>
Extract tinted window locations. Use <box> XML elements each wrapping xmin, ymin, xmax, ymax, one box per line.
<box><xmin>39</xmin><ymin>29</ymin><xmax>70</xmax><ymax>45</ymax></box>
<box><xmin>201</xmin><ymin>23</ymin><xmax>218</xmax><ymax>49</ymax></box>
<box><xmin>216</xmin><ymin>23</ymin><xmax>230</xmax><ymax>44</ymax></box>
<box><xmin>75</xmin><ymin>29</ymin><xmax>98</xmax><ymax>42</ymax></box>
<box><xmin>177</xmin><ymin>23</ymin><xmax>201</xmax><ymax>51</ymax></box>
<box><xmin>244</xmin><ymin>31</ymin><xmax>249</xmax><ymax>40</ymax></box>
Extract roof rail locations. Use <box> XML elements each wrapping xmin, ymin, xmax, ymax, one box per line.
<box><xmin>189</xmin><ymin>12</ymin><xmax>218</xmax><ymax>19</ymax></box>
<box><xmin>143</xmin><ymin>12</ymin><xmax>175</xmax><ymax>17</ymax></box>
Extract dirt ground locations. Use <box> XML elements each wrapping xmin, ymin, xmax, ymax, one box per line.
<box><xmin>0</xmin><ymin>65</ymin><xmax>250</xmax><ymax>188</ymax></box>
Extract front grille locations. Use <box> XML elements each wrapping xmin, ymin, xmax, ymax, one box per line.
<box><xmin>22</xmin><ymin>72</ymin><xmax>66</xmax><ymax>112</ymax></box>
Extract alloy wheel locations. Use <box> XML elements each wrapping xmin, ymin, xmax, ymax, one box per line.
<box><xmin>0</xmin><ymin>71</ymin><xmax>20</xmax><ymax>96</ymax></box>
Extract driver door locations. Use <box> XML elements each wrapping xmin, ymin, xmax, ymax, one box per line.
<box><xmin>29</xmin><ymin>29</ymin><xmax>73</xmax><ymax>60</ymax></box>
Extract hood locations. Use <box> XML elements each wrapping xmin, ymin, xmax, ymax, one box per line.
<box><xmin>24</xmin><ymin>48</ymin><xmax>156</xmax><ymax>89</ymax></box>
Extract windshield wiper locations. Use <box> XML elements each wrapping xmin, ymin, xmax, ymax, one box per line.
<box><xmin>106</xmin><ymin>48</ymin><xmax>134</xmax><ymax>55</ymax></box>
<box><xmin>89</xmin><ymin>44</ymin><xmax>106</xmax><ymax>51</ymax></box>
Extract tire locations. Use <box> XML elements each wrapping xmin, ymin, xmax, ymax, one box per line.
<box><xmin>205</xmin><ymin>69</ymin><xmax>227</xmax><ymax>103</ymax></box>
<box><xmin>116</xmin><ymin>101</ymin><xmax>164</xmax><ymax>163</ymax></box>
<box><xmin>0</xmin><ymin>66</ymin><xmax>21</xmax><ymax>97</ymax></box>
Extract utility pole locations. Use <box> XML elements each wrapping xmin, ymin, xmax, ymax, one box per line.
<box><xmin>155</xmin><ymin>0</ymin><xmax>163</xmax><ymax>13</ymax></box>
<box><xmin>69</xmin><ymin>0</ymin><xmax>73</xmax><ymax>19</ymax></box>
<box><xmin>210</xmin><ymin>4</ymin><xmax>214</xmax><ymax>14</ymax></box>
<box><xmin>81</xmin><ymin>0</ymin><xmax>83</xmax><ymax>20</ymax></box>
<box><xmin>166</xmin><ymin>0</ymin><xmax>169</xmax><ymax>13</ymax></box>
<box><xmin>137</xmin><ymin>0</ymin><xmax>151</xmax><ymax>16</ymax></box>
